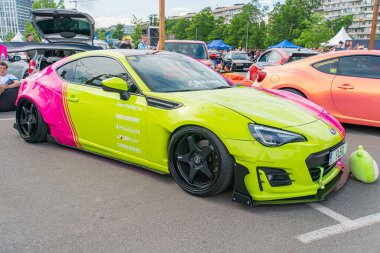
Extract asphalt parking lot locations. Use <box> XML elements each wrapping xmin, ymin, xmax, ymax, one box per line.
<box><xmin>1</xmin><ymin>106</ymin><xmax>379</xmax><ymax>252</ymax></box>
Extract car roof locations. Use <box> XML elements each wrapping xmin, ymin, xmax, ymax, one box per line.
<box><xmin>165</xmin><ymin>40</ymin><xmax>206</xmax><ymax>45</ymax></box>
<box><xmin>1</xmin><ymin>42</ymin><xmax>101</xmax><ymax>53</ymax></box>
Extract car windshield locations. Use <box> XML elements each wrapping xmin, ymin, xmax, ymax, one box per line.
<box><xmin>127</xmin><ymin>53</ymin><xmax>230</xmax><ymax>92</ymax></box>
<box><xmin>165</xmin><ymin>43</ymin><xmax>208</xmax><ymax>59</ymax></box>
<box><xmin>232</xmin><ymin>54</ymin><xmax>250</xmax><ymax>60</ymax></box>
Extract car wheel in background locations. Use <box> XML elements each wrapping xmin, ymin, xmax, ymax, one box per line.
<box><xmin>281</xmin><ymin>88</ymin><xmax>307</xmax><ymax>98</ymax></box>
<box><xmin>169</xmin><ymin>126</ymin><xmax>234</xmax><ymax>197</ymax></box>
<box><xmin>16</xmin><ymin>99</ymin><xmax>49</xmax><ymax>143</ymax></box>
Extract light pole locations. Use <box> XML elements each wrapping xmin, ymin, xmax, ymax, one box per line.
<box><xmin>245</xmin><ymin>23</ymin><xmax>249</xmax><ymax>51</ymax></box>
<box><xmin>158</xmin><ymin>0</ymin><xmax>165</xmax><ymax>50</ymax></box>
<box><xmin>369</xmin><ymin>0</ymin><xmax>379</xmax><ymax>49</ymax></box>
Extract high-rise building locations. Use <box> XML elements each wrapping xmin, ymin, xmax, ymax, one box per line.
<box><xmin>319</xmin><ymin>0</ymin><xmax>380</xmax><ymax>39</ymax></box>
<box><xmin>0</xmin><ymin>0</ymin><xmax>34</xmax><ymax>39</ymax></box>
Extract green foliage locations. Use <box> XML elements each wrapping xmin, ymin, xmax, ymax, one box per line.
<box><xmin>33</xmin><ymin>0</ymin><xmax>58</xmax><ymax>9</ymax></box>
<box><xmin>148</xmin><ymin>14</ymin><xmax>159</xmax><ymax>26</ymax></box>
<box><xmin>265</xmin><ymin>0</ymin><xmax>322</xmax><ymax>46</ymax></box>
<box><xmin>325</xmin><ymin>14</ymin><xmax>354</xmax><ymax>34</ymax></box>
<box><xmin>209</xmin><ymin>16</ymin><xmax>227</xmax><ymax>41</ymax></box>
<box><xmin>111</xmin><ymin>24</ymin><xmax>125</xmax><ymax>40</ymax></box>
<box><xmin>131</xmin><ymin>15</ymin><xmax>144</xmax><ymax>45</ymax></box>
<box><xmin>95</xmin><ymin>28</ymin><xmax>107</xmax><ymax>41</ymax></box>
<box><xmin>185</xmin><ymin>7</ymin><xmax>215</xmax><ymax>41</ymax></box>
<box><xmin>225</xmin><ymin>0</ymin><xmax>267</xmax><ymax>49</ymax></box>
<box><xmin>23</xmin><ymin>22</ymin><xmax>41</xmax><ymax>42</ymax></box>
<box><xmin>4</xmin><ymin>32</ymin><xmax>15</xmax><ymax>42</ymax></box>
<box><xmin>294</xmin><ymin>14</ymin><xmax>334</xmax><ymax>48</ymax></box>
<box><xmin>171</xmin><ymin>18</ymin><xmax>191</xmax><ymax>40</ymax></box>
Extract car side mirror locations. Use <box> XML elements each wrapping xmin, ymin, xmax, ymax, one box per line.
<box><xmin>101</xmin><ymin>77</ymin><xmax>130</xmax><ymax>101</ymax></box>
<box><xmin>12</xmin><ymin>55</ymin><xmax>21</xmax><ymax>62</ymax></box>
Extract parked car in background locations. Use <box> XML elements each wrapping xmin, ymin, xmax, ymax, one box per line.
<box><xmin>165</xmin><ymin>40</ymin><xmax>214</xmax><ymax>69</ymax></box>
<box><xmin>0</xmin><ymin>9</ymin><xmax>101</xmax><ymax>77</ymax></box>
<box><xmin>255</xmin><ymin>50</ymin><xmax>380</xmax><ymax>127</ymax></box>
<box><xmin>248</xmin><ymin>48</ymin><xmax>319</xmax><ymax>82</ymax></box>
<box><xmin>221</xmin><ymin>51</ymin><xmax>253</xmax><ymax>72</ymax></box>
<box><xmin>3</xmin><ymin>53</ymin><xmax>29</xmax><ymax>80</ymax></box>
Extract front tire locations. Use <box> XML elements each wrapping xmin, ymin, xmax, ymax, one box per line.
<box><xmin>168</xmin><ymin>126</ymin><xmax>234</xmax><ymax>197</ymax></box>
<box><xmin>16</xmin><ymin>99</ymin><xmax>48</xmax><ymax>143</ymax></box>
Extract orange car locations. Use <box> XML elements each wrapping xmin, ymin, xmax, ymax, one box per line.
<box><xmin>255</xmin><ymin>50</ymin><xmax>380</xmax><ymax>127</ymax></box>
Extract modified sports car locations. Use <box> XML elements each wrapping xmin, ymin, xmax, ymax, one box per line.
<box><xmin>15</xmin><ymin>50</ymin><xmax>349</xmax><ymax>205</ymax></box>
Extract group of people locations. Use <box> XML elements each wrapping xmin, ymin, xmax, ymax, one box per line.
<box><xmin>115</xmin><ymin>34</ymin><xmax>151</xmax><ymax>50</ymax></box>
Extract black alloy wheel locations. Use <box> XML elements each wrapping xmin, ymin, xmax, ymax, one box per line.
<box><xmin>169</xmin><ymin>126</ymin><xmax>234</xmax><ymax>197</ymax></box>
<box><xmin>16</xmin><ymin>100</ymin><xmax>48</xmax><ymax>143</ymax></box>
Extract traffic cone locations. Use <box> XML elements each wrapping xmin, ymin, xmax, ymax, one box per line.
<box><xmin>349</xmin><ymin>145</ymin><xmax>379</xmax><ymax>183</ymax></box>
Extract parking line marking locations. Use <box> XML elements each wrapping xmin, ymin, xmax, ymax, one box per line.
<box><xmin>307</xmin><ymin>203</ymin><xmax>355</xmax><ymax>224</ymax></box>
<box><xmin>296</xmin><ymin>212</ymin><xmax>380</xmax><ymax>244</ymax></box>
<box><xmin>0</xmin><ymin>118</ymin><xmax>15</xmax><ymax>121</ymax></box>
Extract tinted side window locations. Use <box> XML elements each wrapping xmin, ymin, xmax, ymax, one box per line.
<box><xmin>73</xmin><ymin>56</ymin><xmax>127</xmax><ymax>87</ymax></box>
<box><xmin>258</xmin><ymin>52</ymin><xmax>271</xmax><ymax>62</ymax></box>
<box><xmin>312</xmin><ymin>58</ymin><xmax>339</xmax><ymax>74</ymax></box>
<box><xmin>339</xmin><ymin>55</ymin><xmax>380</xmax><ymax>79</ymax></box>
<box><xmin>267</xmin><ymin>51</ymin><xmax>282</xmax><ymax>63</ymax></box>
<box><xmin>57</xmin><ymin>61</ymin><xmax>78</xmax><ymax>82</ymax></box>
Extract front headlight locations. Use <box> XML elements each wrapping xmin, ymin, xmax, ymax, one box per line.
<box><xmin>248</xmin><ymin>124</ymin><xmax>306</xmax><ymax>147</ymax></box>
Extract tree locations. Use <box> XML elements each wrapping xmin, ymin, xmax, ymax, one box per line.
<box><xmin>325</xmin><ymin>15</ymin><xmax>354</xmax><ymax>34</ymax></box>
<box><xmin>209</xmin><ymin>16</ymin><xmax>227</xmax><ymax>41</ymax></box>
<box><xmin>185</xmin><ymin>7</ymin><xmax>215</xmax><ymax>41</ymax></box>
<box><xmin>171</xmin><ymin>18</ymin><xmax>191</xmax><ymax>40</ymax></box>
<box><xmin>131</xmin><ymin>15</ymin><xmax>144</xmax><ymax>45</ymax></box>
<box><xmin>4</xmin><ymin>32</ymin><xmax>15</xmax><ymax>42</ymax></box>
<box><xmin>225</xmin><ymin>0</ymin><xmax>267</xmax><ymax>49</ymax></box>
<box><xmin>111</xmin><ymin>24</ymin><xmax>125</xmax><ymax>40</ymax></box>
<box><xmin>148</xmin><ymin>14</ymin><xmax>159</xmax><ymax>26</ymax></box>
<box><xmin>265</xmin><ymin>0</ymin><xmax>322</xmax><ymax>46</ymax></box>
<box><xmin>95</xmin><ymin>28</ymin><xmax>107</xmax><ymax>41</ymax></box>
<box><xmin>294</xmin><ymin>14</ymin><xmax>334</xmax><ymax>48</ymax></box>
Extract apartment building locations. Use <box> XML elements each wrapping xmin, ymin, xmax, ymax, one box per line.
<box><xmin>0</xmin><ymin>0</ymin><xmax>34</xmax><ymax>39</ymax></box>
<box><xmin>320</xmin><ymin>0</ymin><xmax>380</xmax><ymax>39</ymax></box>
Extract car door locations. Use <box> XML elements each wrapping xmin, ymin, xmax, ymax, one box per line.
<box><xmin>331</xmin><ymin>55</ymin><xmax>380</xmax><ymax>121</ymax></box>
<box><xmin>58</xmin><ymin>56</ymin><xmax>147</xmax><ymax>161</ymax></box>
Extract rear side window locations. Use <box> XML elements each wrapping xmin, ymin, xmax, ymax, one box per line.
<box><xmin>73</xmin><ymin>56</ymin><xmax>127</xmax><ymax>87</ymax></box>
<box><xmin>339</xmin><ymin>55</ymin><xmax>380</xmax><ymax>79</ymax></box>
<box><xmin>258</xmin><ymin>51</ymin><xmax>271</xmax><ymax>62</ymax></box>
<box><xmin>312</xmin><ymin>58</ymin><xmax>339</xmax><ymax>74</ymax></box>
<box><xmin>267</xmin><ymin>51</ymin><xmax>282</xmax><ymax>63</ymax></box>
<box><xmin>57</xmin><ymin>61</ymin><xmax>77</xmax><ymax>82</ymax></box>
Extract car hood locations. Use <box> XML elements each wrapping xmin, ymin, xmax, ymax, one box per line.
<box><xmin>30</xmin><ymin>9</ymin><xmax>95</xmax><ymax>43</ymax></box>
<box><xmin>172</xmin><ymin>86</ymin><xmax>329</xmax><ymax>128</ymax></box>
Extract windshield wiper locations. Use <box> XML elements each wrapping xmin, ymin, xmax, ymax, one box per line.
<box><xmin>212</xmin><ymin>86</ymin><xmax>232</xmax><ymax>90</ymax></box>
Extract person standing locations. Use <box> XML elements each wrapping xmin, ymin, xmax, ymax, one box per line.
<box><xmin>137</xmin><ymin>35</ymin><xmax>149</xmax><ymax>50</ymax></box>
<box><xmin>335</xmin><ymin>41</ymin><xmax>345</xmax><ymax>51</ymax></box>
<box><xmin>24</xmin><ymin>34</ymin><xmax>36</xmax><ymax>62</ymax></box>
<box><xmin>119</xmin><ymin>35</ymin><xmax>133</xmax><ymax>49</ymax></box>
<box><xmin>0</xmin><ymin>62</ymin><xmax>20</xmax><ymax>112</ymax></box>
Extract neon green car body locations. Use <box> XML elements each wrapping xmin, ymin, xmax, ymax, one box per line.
<box><xmin>17</xmin><ymin>50</ymin><xmax>349</xmax><ymax>205</ymax></box>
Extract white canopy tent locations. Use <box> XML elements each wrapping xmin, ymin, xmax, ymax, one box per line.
<box><xmin>0</xmin><ymin>37</ymin><xmax>3</xmax><ymax>42</ymax></box>
<box><xmin>323</xmin><ymin>27</ymin><xmax>353</xmax><ymax>47</ymax></box>
<box><xmin>11</xmin><ymin>32</ymin><xmax>24</xmax><ymax>42</ymax></box>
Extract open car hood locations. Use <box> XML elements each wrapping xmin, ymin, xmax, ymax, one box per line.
<box><xmin>30</xmin><ymin>9</ymin><xmax>95</xmax><ymax>44</ymax></box>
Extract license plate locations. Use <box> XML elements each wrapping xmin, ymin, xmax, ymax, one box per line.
<box><xmin>328</xmin><ymin>143</ymin><xmax>347</xmax><ymax>166</ymax></box>
<box><xmin>243</xmin><ymin>68</ymin><xmax>250</xmax><ymax>71</ymax></box>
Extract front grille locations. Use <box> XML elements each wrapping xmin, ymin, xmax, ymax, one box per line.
<box><xmin>306</xmin><ymin>140</ymin><xmax>345</xmax><ymax>181</ymax></box>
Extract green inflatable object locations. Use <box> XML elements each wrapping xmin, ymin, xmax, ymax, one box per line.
<box><xmin>349</xmin><ymin>145</ymin><xmax>379</xmax><ymax>183</ymax></box>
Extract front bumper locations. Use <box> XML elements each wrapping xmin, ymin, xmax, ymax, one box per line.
<box><xmin>232</xmin><ymin>161</ymin><xmax>349</xmax><ymax>206</ymax></box>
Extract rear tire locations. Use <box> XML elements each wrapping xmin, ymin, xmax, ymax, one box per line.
<box><xmin>281</xmin><ymin>88</ymin><xmax>307</xmax><ymax>98</ymax></box>
<box><xmin>168</xmin><ymin>126</ymin><xmax>234</xmax><ymax>197</ymax></box>
<box><xmin>16</xmin><ymin>99</ymin><xmax>48</xmax><ymax>143</ymax></box>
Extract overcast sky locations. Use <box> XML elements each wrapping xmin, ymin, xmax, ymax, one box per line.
<box><xmin>63</xmin><ymin>0</ymin><xmax>277</xmax><ymax>28</ymax></box>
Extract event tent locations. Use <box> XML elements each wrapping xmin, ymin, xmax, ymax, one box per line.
<box><xmin>11</xmin><ymin>32</ymin><xmax>24</xmax><ymax>42</ymax></box>
<box><xmin>0</xmin><ymin>44</ymin><xmax>7</xmax><ymax>60</ymax></box>
<box><xmin>268</xmin><ymin>40</ymin><xmax>302</xmax><ymax>49</ymax></box>
<box><xmin>207</xmin><ymin>40</ymin><xmax>233</xmax><ymax>50</ymax></box>
<box><xmin>324</xmin><ymin>27</ymin><xmax>352</xmax><ymax>46</ymax></box>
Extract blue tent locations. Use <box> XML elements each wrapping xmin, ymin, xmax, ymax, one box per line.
<box><xmin>207</xmin><ymin>40</ymin><xmax>233</xmax><ymax>50</ymax></box>
<box><xmin>268</xmin><ymin>40</ymin><xmax>302</xmax><ymax>49</ymax></box>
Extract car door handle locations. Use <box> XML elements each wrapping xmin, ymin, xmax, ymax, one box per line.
<box><xmin>67</xmin><ymin>96</ymin><xmax>79</xmax><ymax>102</ymax></box>
<box><xmin>337</xmin><ymin>84</ymin><xmax>354</xmax><ymax>89</ymax></box>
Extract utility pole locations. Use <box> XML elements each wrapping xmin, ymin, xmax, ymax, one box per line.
<box><xmin>369</xmin><ymin>0</ymin><xmax>379</xmax><ymax>49</ymax></box>
<box><xmin>158</xmin><ymin>0</ymin><xmax>165</xmax><ymax>50</ymax></box>
<box><xmin>245</xmin><ymin>23</ymin><xmax>249</xmax><ymax>52</ymax></box>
